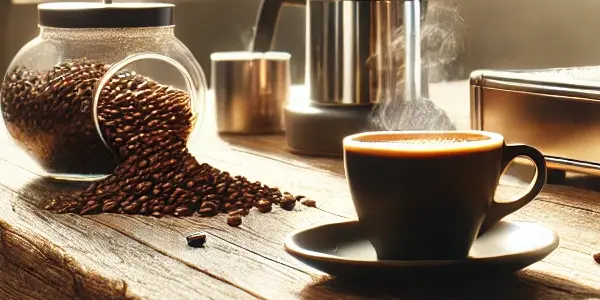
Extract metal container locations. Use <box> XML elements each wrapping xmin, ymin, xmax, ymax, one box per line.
<box><xmin>253</xmin><ymin>0</ymin><xmax>429</xmax><ymax>106</ymax></box>
<box><xmin>470</xmin><ymin>67</ymin><xmax>600</xmax><ymax>176</ymax></box>
<box><xmin>251</xmin><ymin>0</ymin><xmax>435</xmax><ymax>157</ymax></box>
<box><xmin>211</xmin><ymin>51</ymin><xmax>290</xmax><ymax>134</ymax></box>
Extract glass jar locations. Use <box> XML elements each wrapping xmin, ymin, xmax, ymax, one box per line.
<box><xmin>0</xmin><ymin>2</ymin><xmax>207</xmax><ymax>181</ymax></box>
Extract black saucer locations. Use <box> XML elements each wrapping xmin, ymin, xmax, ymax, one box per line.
<box><xmin>284</xmin><ymin>220</ymin><xmax>559</xmax><ymax>278</ymax></box>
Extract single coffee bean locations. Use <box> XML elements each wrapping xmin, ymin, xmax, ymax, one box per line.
<box><xmin>257</xmin><ymin>205</ymin><xmax>272</xmax><ymax>213</ymax></box>
<box><xmin>186</xmin><ymin>232</ymin><xmax>207</xmax><ymax>248</ymax></box>
<box><xmin>227</xmin><ymin>215</ymin><xmax>242</xmax><ymax>227</ymax></box>
<box><xmin>174</xmin><ymin>206</ymin><xmax>192</xmax><ymax>217</ymax></box>
<box><xmin>255</xmin><ymin>199</ymin><xmax>272</xmax><ymax>213</ymax></box>
<box><xmin>255</xmin><ymin>199</ymin><xmax>271</xmax><ymax>209</ymax></box>
<box><xmin>594</xmin><ymin>252</ymin><xmax>600</xmax><ymax>264</ymax></box>
<box><xmin>80</xmin><ymin>203</ymin><xmax>99</xmax><ymax>215</ymax></box>
<box><xmin>280</xmin><ymin>197</ymin><xmax>296</xmax><ymax>211</ymax></box>
<box><xmin>295</xmin><ymin>195</ymin><xmax>305</xmax><ymax>201</ymax></box>
<box><xmin>102</xmin><ymin>201</ymin><xmax>118</xmax><ymax>212</ymax></box>
<box><xmin>300</xmin><ymin>199</ymin><xmax>317</xmax><ymax>207</ymax></box>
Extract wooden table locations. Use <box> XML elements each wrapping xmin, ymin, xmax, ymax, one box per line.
<box><xmin>0</xmin><ymin>82</ymin><xmax>598</xmax><ymax>300</ymax></box>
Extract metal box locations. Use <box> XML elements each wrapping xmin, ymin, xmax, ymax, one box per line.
<box><xmin>470</xmin><ymin>67</ymin><xmax>600</xmax><ymax>176</ymax></box>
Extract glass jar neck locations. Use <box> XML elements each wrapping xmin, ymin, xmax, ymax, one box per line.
<box><xmin>39</xmin><ymin>26</ymin><xmax>176</xmax><ymax>41</ymax></box>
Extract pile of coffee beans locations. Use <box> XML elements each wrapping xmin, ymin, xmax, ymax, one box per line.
<box><xmin>2</xmin><ymin>59</ymin><xmax>315</xmax><ymax>226</ymax></box>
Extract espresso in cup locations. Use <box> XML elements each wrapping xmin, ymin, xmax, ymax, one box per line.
<box><xmin>343</xmin><ymin>131</ymin><xmax>546</xmax><ymax>261</ymax></box>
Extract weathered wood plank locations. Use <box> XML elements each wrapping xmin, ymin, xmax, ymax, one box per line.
<box><xmin>0</xmin><ymin>176</ymin><xmax>256</xmax><ymax>299</ymax></box>
<box><xmin>0</xmin><ymin>258</ymin><xmax>78</xmax><ymax>300</ymax></box>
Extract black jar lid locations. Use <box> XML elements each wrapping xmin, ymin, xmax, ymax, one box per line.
<box><xmin>38</xmin><ymin>2</ymin><xmax>175</xmax><ymax>28</ymax></box>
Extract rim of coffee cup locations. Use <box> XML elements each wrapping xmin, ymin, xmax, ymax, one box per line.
<box><xmin>343</xmin><ymin>130</ymin><xmax>504</xmax><ymax>156</ymax></box>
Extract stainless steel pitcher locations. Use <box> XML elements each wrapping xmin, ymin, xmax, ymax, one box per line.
<box><xmin>252</xmin><ymin>0</ymin><xmax>429</xmax><ymax>106</ymax></box>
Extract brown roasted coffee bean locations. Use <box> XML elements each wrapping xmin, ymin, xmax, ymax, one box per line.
<box><xmin>300</xmin><ymin>199</ymin><xmax>317</xmax><ymax>207</ymax></box>
<box><xmin>123</xmin><ymin>203</ymin><xmax>139</xmax><ymax>214</ymax></box>
<box><xmin>186</xmin><ymin>232</ymin><xmax>207</xmax><ymax>248</ymax></box>
<box><xmin>139</xmin><ymin>204</ymin><xmax>149</xmax><ymax>215</ymax></box>
<box><xmin>594</xmin><ymin>252</ymin><xmax>600</xmax><ymax>264</ymax></box>
<box><xmin>102</xmin><ymin>201</ymin><xmax>118</xmax><ymax>212</ymax></box>
<box><xmin>80</xmin><ymin>203</ymin><xmax>100</xmax><ymax>215</ymax></box>
<box><xmin>228</xmin><ymin>209</ymin><xmax>243</xmax><ymax>216</ymax></box>
<box><xmin>199</xmin><ymin>207</ymin><xmax>217</xmax><ymax>216</ymax></box>
<box><xmin>280</xmin><ymin>197</ymin><xmax>296</xmax><ymax>211</ymax></box>
<box><xmin>295</xmin><ymin>195</ymin><xmax>305</xmax><ymax>201</ymax></box>
<box><xmin>163</xmin><ymin>205</ymin><xmax>175</xmax><ymax>215</ymax></box>
<box><xmin>255</xmin><ymin>199</ymin><xmax>271</xmax><ymax>209</ymax></box>
<box><xmin>257</xmin><ymin>205</ymin><xmax>272</xmax><ymax>213</ymax></box>
<box><xmin>174</xmin><ymin>206</ymin><xmax>192</xmax><ymax>217</ymax></box>
<box><xmin>227</xmin><ymin>215</ymin><xmax>242</xmax><ymax>227</ymax></box>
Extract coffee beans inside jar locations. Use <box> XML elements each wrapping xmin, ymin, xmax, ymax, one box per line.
<box><xmin>1</xmin><ymin>63</ymin><xmax>118</xmax><ymax>174</ymax></box>
<box><xmin>1</xmin><ymin>59</ymin><xmax>315</xmax><ymax>224</ymax></box>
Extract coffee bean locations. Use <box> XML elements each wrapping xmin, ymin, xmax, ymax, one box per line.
<box><xmin>80</xmin><ymin>203</ymin><xmax>99</xmax><ymax>215</ymax></box>
<box><xmin>256</xmin><ymin>199</ymin><xmax>271</xmax><ymax>209</ymax></box>
<box><xmin>227</xmin><ymin>215</ymin><xmax>242</xmax><ymax>227</ymax></box>
<box><xmin>102</xmin><ymin>201</ymin><xmax>118</xmax><ymax>212</ymax></box>
<box><xmin>594</xmin><ymin>252</ymin><xmax>600</xmax><ymax>264</ymax></box>
<box><xmin>280</xmin><ymin>197</ymin><xmax>296</xmax><ymax>211</ymax></box>
<box><xmin>300</xmin><ymin>199</ymin><xmax>317</xmax><ymax>207</ymax></box>
<box><xmin>174</xmin><ymin>206</ymin><xmax>193</xmax><ymax>217</ymax></box>
<box><xmin>255</xmin><ymin>199</ymin><xmax>272</xmax><ymax>213</ymax></box>
<box><xmin>228</xmin><ymin>208</ymin><xmax>246</xmax><ymax>217</ymax></box>
<box><xmin>295</xmin><ymin>195</ymin><xmax>305</xmax><ymax>201</ymax></box>
<box><xmin>186</xmin><ymin>232</ymin><xmax>207</xmax><ymax>248</ymax></box>
<box><xmin>257</xmin><ymin>205</ymin><xmax>272</xmax><ymax>213</ymax></box>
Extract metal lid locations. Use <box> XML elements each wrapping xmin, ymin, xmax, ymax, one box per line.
<box><xmin>38</xmin><ymin>2</ymin><xmax>175</xmax><ymax>28</ymax></box>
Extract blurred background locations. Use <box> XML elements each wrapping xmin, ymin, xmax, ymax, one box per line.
<box><xmin>2</xmin><ymin>0</ymin><xmax>600</xmax><ymax>85</ymax></box>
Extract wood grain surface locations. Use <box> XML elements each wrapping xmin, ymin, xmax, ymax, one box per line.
<box><xmin>0</xmin><ymin>82</ymin><xmax>598</xmax><ymax>300</ymax></box>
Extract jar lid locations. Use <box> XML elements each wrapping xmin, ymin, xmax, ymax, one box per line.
<box><xmin>38</xmin><ymin>2</ymin><xmax>175</xmax><ymax>28</ymax></box>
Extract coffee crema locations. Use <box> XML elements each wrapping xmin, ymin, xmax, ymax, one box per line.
<box><xmin>344</xmin><ymin>131</ymin><xmax>504</xmax><ymax>157</ymax></box>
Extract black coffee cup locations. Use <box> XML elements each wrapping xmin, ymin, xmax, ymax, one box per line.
<box><xmin>343</xmin><ymin>130</ymin><xmax>547</xmax><ymax>261</ymax></box>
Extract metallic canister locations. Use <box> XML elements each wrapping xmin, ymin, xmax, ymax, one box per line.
<box><xmin>252</xmin><ymin>0</ymin><xmax>429</xmax><ymax>106</ymax></box>
<box><xmin>210</xmin><ymin>51</ymin><xmax>291</xmax><ymax>134</ymax></box>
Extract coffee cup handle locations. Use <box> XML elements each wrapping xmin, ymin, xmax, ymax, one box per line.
<box><xmin>479</xmin><ymin>144</ymin><xmax>547</xmax><ymax>235</ymax></box>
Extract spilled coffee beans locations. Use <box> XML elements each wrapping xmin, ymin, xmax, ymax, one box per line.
<box><xmin>1</xmin><ymin>60</ymin><xmax>314</xmax><ymax>225</ymax></box>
